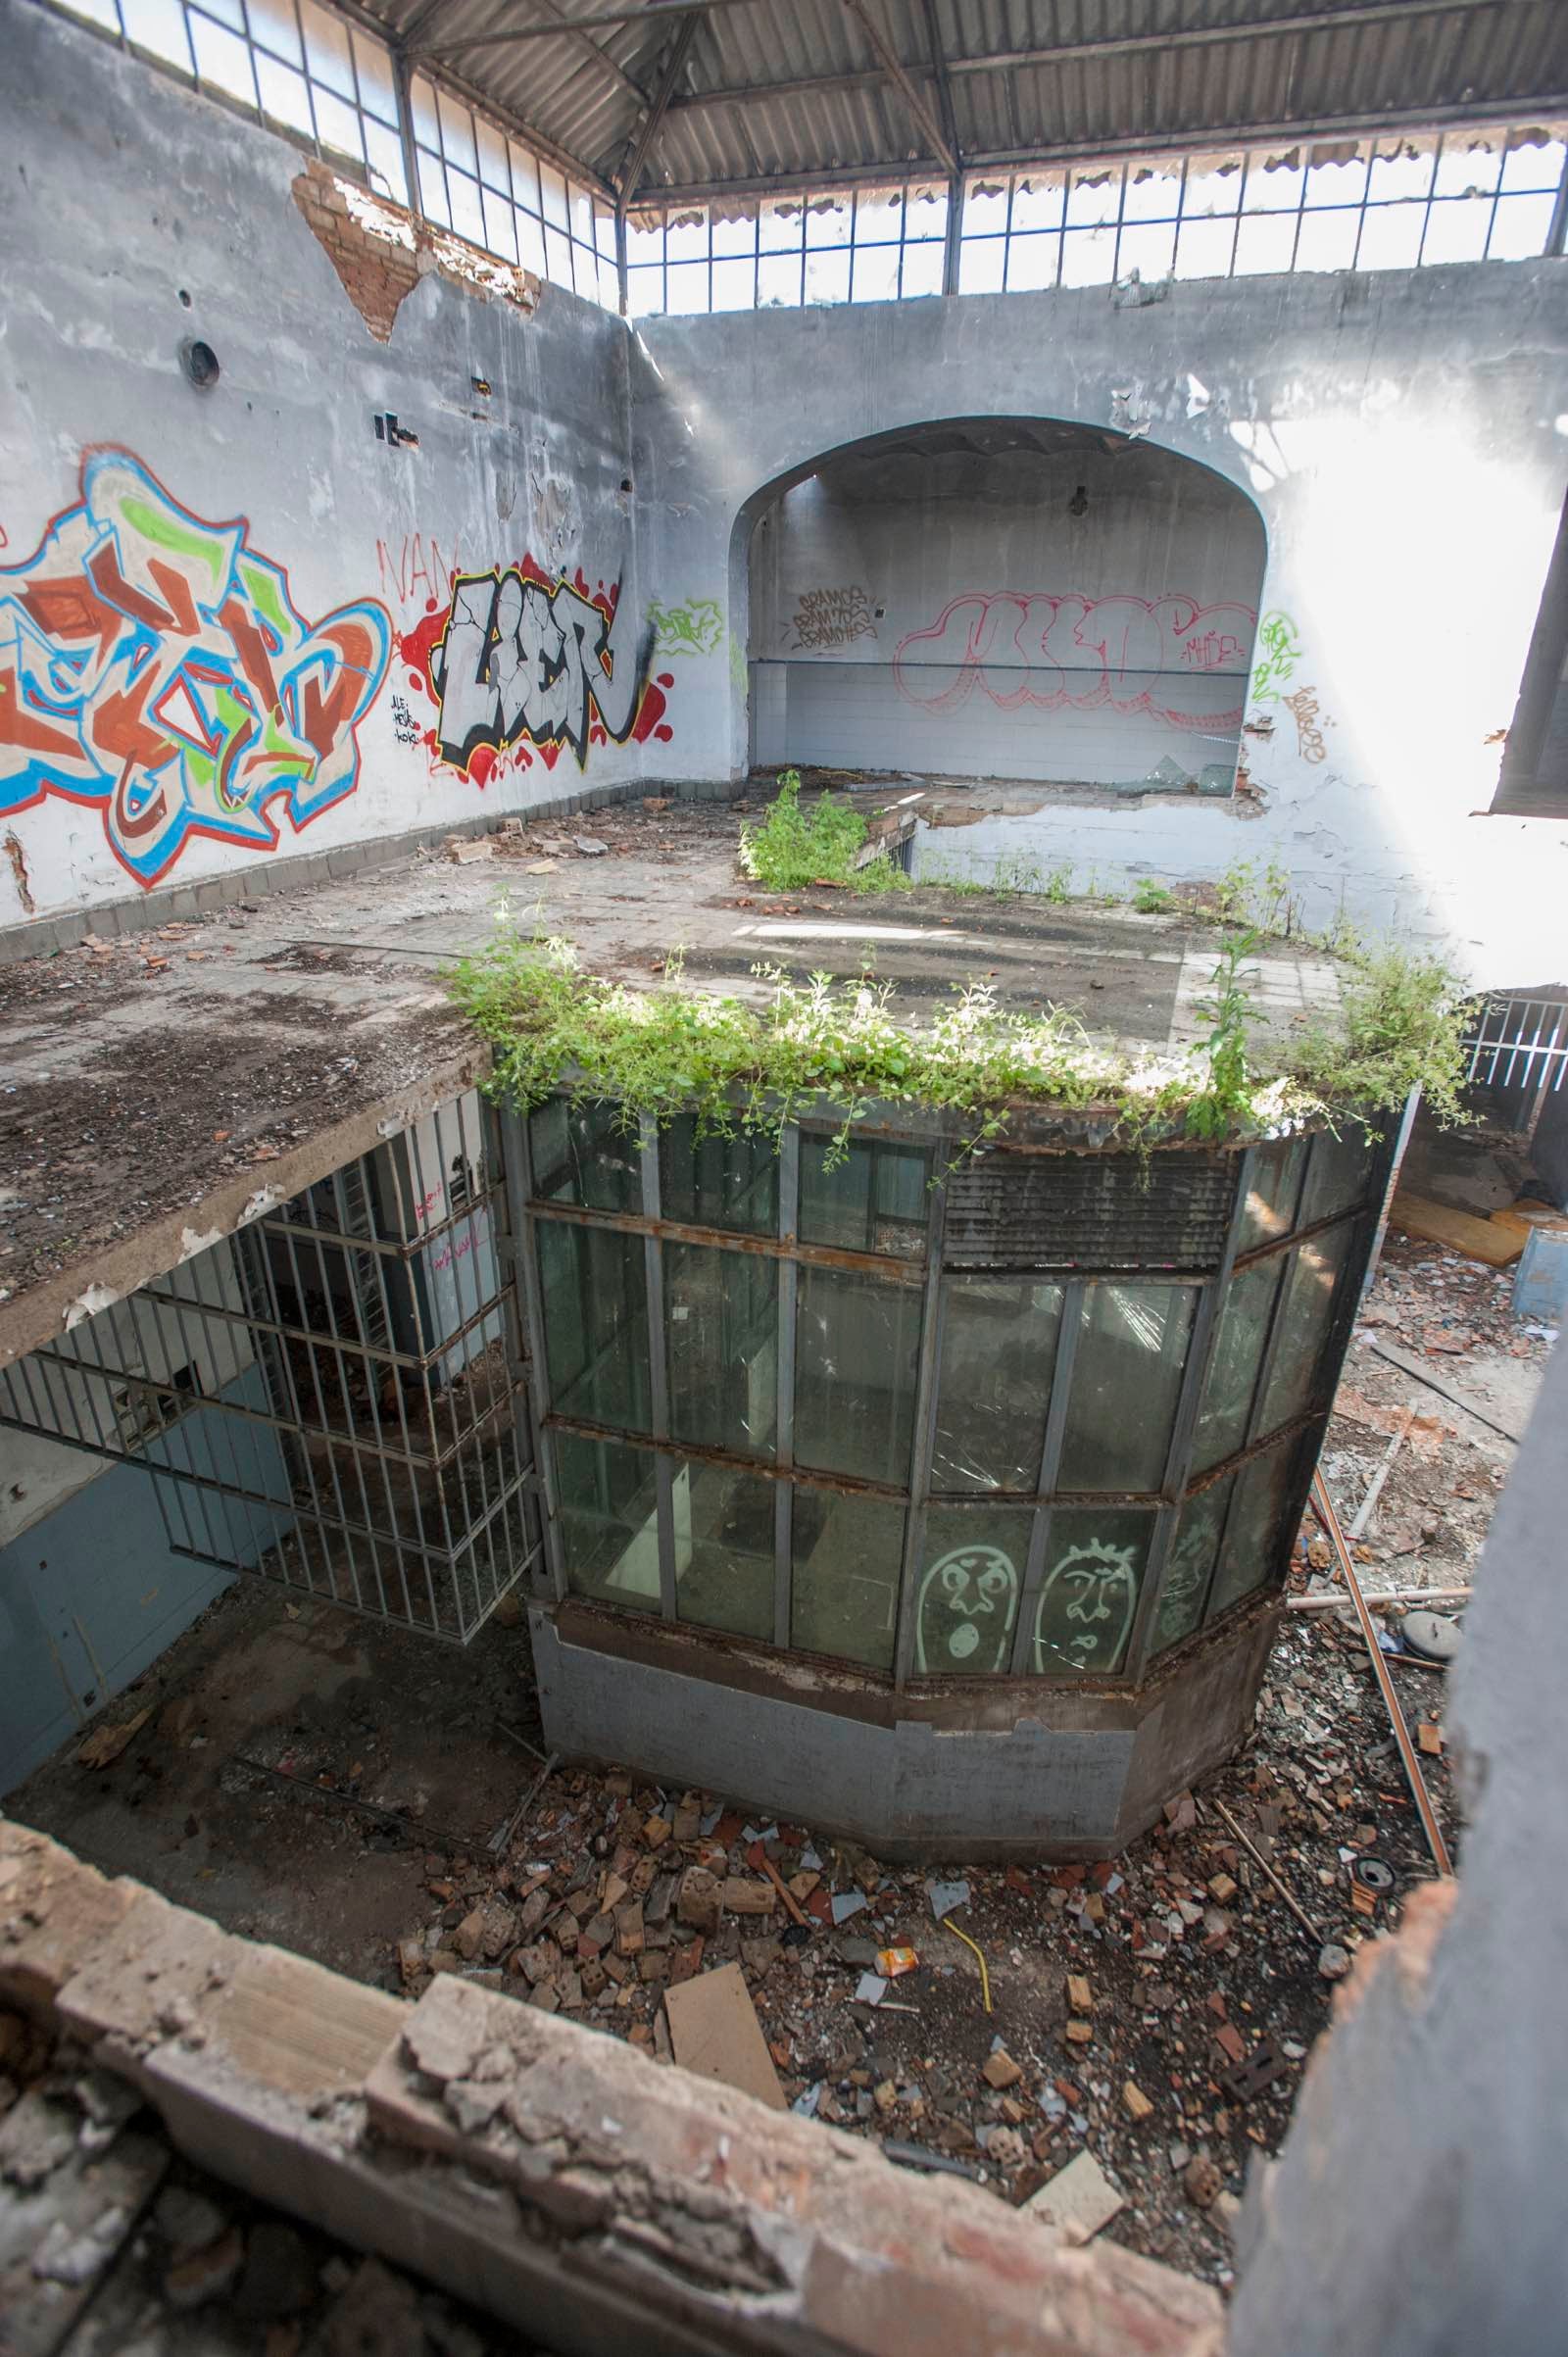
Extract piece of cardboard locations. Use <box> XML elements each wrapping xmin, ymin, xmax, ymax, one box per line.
<box><xmin>662</xmin><ymin>1962</ymin><xmax>786</xmax><ymax>2111</ymax></box>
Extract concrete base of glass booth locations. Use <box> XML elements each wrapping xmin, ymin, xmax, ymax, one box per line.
<box><xmin>530</xmin><ymin>1596</ymin><xmax>1278</xmax><ymax>1860</ymax></box>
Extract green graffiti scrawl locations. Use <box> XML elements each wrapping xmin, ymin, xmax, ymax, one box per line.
<box><xmin>1250</xmin><ymin>609</ymin><xmax>1303</xmax><ymax>705</ymax></box>
<box><xmin>649</xmin><ymin>597</ymin><xmax>723</xmax><ymax>657</ymax></box>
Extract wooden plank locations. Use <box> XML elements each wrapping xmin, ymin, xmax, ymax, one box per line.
<box><xmin>1490</xmin><ymin>1199</ymin><xmax>1568</xmax><ymax>1247</ymax></box>
<box><xmin>1388</xmin><ymin>1189</ymin><xmax>1522</xmax><ymax>1266</ymax></box>
<box><xmin>662</xmin><ymin>1962</ymin><xmax>785</xmax><ymax>2111</ymax></box>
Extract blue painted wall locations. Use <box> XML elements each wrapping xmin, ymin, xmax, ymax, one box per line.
<box><xmin>0</xmin><ymin>1375</ymin><xmax>293</xmax><ymax>1793</ymax></box>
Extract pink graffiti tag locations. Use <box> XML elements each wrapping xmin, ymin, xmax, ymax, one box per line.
<box><xmin>892</xmin><ymin>592</ymin><xmax>1256</xmax><ymax>731</ymax></box>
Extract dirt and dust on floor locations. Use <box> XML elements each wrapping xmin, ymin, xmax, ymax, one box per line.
<box><xmin>6</xmin><ymin>1233</ymin><xmax>1553</xmax><ymax>2298</ymax></box>
<box><xmin>0</xmin><ymin>2002</ymin><xmax>550</xmax><ymax>2355</ymax></box>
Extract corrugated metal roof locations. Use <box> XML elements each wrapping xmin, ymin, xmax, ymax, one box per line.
<box><xmin>358</xmin><ymin>0</ymin><xmax>1568</xmax><ymax>203</ymax></box>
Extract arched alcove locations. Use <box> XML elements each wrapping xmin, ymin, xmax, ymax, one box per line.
<box><xmin>738</xmin><ymin>417</ymin><xmax>1267</xmax><ymax>795</ymax></box>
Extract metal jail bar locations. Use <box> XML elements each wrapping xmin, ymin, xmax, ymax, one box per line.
<box><xmin>0</xmin><ymin>1095</ymin><xmax>539</xmax><ymax>1646</ymax></box>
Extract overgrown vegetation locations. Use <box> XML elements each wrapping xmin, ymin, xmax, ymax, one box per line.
<box><xmin>1132</xmin><ymin>878</ymin><xmax>1175</xmax><ymax>914</ymax></box>
<box><xmin>739</xmin><ymin>769</ymin><xmax>906</xmax><ymax>895</ymax></box>
<box><xmin>449</xmin><ymin>908</ymin><xmax>1469</xmax><ymax>1166</ymax></box>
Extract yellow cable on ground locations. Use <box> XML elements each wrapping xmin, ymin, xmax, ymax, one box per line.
<box><xmin>945</xmin><ymin>1915</ymin><xmax>992</xmax><ymax>2012</ymax></box>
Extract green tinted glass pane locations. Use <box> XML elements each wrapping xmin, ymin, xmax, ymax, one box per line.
<box><xmin>1192</xmin><ymin>1257</ymin><xmax>1285</xmax><ymax>1475</ymax></box>
<box><xmin>932</xmin><ymin>1277</ymin><xmax>1062</xmax><ymax>1491</ymax></box>
<box><xmin>1057</xmin><ymin>1285</ymin><xmax>1198</xmax><ymax>1492</ymax></box>
<box><xmin>538</xmin><ymin>1220</ymin><xmax>651</xmax><ymax>1431</ymax></box>
<box><xmin>673</xmin><ymin>1458</ymin><xmax>776</xmax><ymax>1641</ymax></box>
<box><xmin>1153</xmin><ymin>1478</ymin><xmax>1234</xmax><ymax>1655</ymax></box>
<box><xmin>1256</xmin><ymin>1227</ymin><xmax>1354</xmax><ymax>1434</ymax></box>
<box><xmin>1032</xmin><ymin>1507</ymin><xmax>1153</xmax><ymax>1675</ymax></box>
<box><xmin>795</xmin><ymin>1266</ymin><xmax>922</xmax><ymax>1485</ymax></box>
<box><xmin>791</xmin><ymin>1487</ymin><xmax>906</xmax><ymax>1670</ymax></box>
<box><xmin>915</xmin><ymin>1504</ymin><xmax>1032</xmax><ymax>1672</ymax></box>
<box><xmin>660</xmin><ymin>1116</ymin><xmax>779</xmax><ymax>1234</ymax></box>
<box><xmin>529</xmin><ymin>1098</ymin><xmax>642</xmax><ymax>1211</ymax></box>
<box><xmin>1205</xmin><ymin>1443</ymin><xmax>1297</xmax><ymax>1621</ymax></box>
<box><xmin>1298</xmin><ymin>1125</ymin><xmax>1377</xmax><ymax>1227</ymax></box>
<box><xmin>556</xmin><ymin>1434</ymin><xmax>659</xmax><ymax>1610</ymax></box>
<box><xmin>665</xmin><ymin>1244</ymin><xmax>778</xmax><ymax>1458</ymax></box>
<box><xmin>800</xmin><ymin>1135</ymin><xmax>929</xmax><ymax>1257</ymax></box>
<box><xmin>1237</xmin><ymin>1134</ymin><xmax>1308</xmax><ymax>1251</ymax></box>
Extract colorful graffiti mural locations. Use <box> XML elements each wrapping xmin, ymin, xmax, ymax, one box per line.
<box><xmin>396</xmin><ymin>557</ymin><xmax>671</xmax><ymax>782</ymax></box>
<box><xmin>0</xmin><ymin>453</ymin><xmax>390</xmax><ymax>887</ymax></box>
<box><xmin>893</xmin><ymin>591</ymin><xmax>1256</xmax><ymax>730</ymax></box>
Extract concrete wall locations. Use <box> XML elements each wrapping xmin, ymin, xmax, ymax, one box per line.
<box><xmin>749</xmin><ymin>437</ymin><xmax>1265</xmax><ymax>790</ymax></box>
<box><xmin>631</xmin><ymin>270</ymin><xmax>1568</xmax><ymax>988</ymax></box>
<box><xmin>1230</xmin><ymin>1329</ymin><xmax>1568</xmax><ymax>2357</ymax></box>
<box><xmin>0</xmin><ymin>0</ymin><xmax>671</xmax><ymax>936</ymax></box>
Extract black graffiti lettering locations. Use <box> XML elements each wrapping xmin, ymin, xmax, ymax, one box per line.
<box><xmin>429</xmin><ymin>563</ymin><xmax>650</xmax><ymax>771</ymax></box>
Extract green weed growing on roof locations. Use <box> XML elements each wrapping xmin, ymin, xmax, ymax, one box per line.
<box><xmin>739</xmin><ymin>769</ymin><xmax>907</xmax><ymax>895</ymax></box>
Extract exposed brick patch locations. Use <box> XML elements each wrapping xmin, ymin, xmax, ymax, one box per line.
<box><xmin>291</xmin><ymin>159</ymin><xmax>541</xmax><ymax>343</ymax></box>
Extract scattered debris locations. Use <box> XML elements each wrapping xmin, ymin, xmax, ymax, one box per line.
<box><xmin>74</xmin><ymin>1710</ymin><xmax>152</xmax><ymax>1770</ymax></box>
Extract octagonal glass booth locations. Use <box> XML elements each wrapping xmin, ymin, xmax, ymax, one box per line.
<box><xmin>510</xmin><ymin>1098</ymin><xmax>1392</xmax><ymax>1857</ymax></box>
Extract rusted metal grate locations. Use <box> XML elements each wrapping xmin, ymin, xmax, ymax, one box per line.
<box><xmin>943</xmin><ymin>1150</ymin><xmax>1235</xmax><ymax>1271</ymax></box>
<box><xmin>1461</xmin><ymin>996</ymin><xmax>1568</xmax><ymax>1097</ymax></box>
<box><xmin>0</xmin><ymin>1094</ymin><xmax>539</xmax><ymax>1645</ymax></box>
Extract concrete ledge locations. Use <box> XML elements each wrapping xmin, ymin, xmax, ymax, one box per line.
<box><xmin>0</xmin><ymin>782</ymin><xmax>652</xmax><ymax>965</ymax></box>
<box><xmin>0</xmin><ymin>1819</ymin><xmax>1223</xmax><ymax>2357</ymax></box>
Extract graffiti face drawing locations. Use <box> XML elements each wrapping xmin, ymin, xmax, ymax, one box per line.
<box><xmin>0</xmin><ymin>452</ymin><xmax>390</xmax><ymax>886</ymax></box>
<box><xmin>915</xmin><ymin>1544</ymin><xmax>1019</xmax><ymax>1672</ymax></box>
<box><xmin>1034</xmin><ymin>1539</ymin><xmax>1138</xmax><ymax>1674</ymax></box>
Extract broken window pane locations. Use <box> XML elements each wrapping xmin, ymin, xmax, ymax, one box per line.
<box><xmin>914</xmin><ymin>1505</ymin><xmax>1032</xmax><ymax>1672</ymax></box>
<box><xmin>1153</xmin><ymin>1477</ymin><xmax>1234</xmax><ymax>1655</ymax></box>
<box><xmin>1121</xmin><ymin>162</ymin><xmax>1182</xmax><ymax>222</ymax></box>
<box><xmin>961</xmin><ymin>179</ymin><xmax>1009</xmax><ymax>235</ymax></box>
<box><xmin>1011</xmin><ymin>172</ymin><xmax>1066</xmax><ymax>230</ymax></box>
<box><xmin>1298</xmin><ymin>1125</ymin><xmax>1376</xmax><ymax>1227</ymax></box>
<box><xmin>800</xmin><ymin>1137</ymin><xmax>929</xmax><ymax>1257</ymax></box>
<box><xmin>758</xmin><ymin>252</ymin><xmax>803</xmax><ymax>306</ymax></box>
<box><xmin>660</xmin><ymin>1116</ymin><xmax>779</xmax><ymax>1234</ymax></box>
<box><xmin>1204</xmin><ymin>1440</ymin><xmax>1298</xmax><ymax>1621</ymax></box>
<box><xmin>794</xmin><ymin>1267</ymin><xmax>921</xmax><ymax>1486</ymax></box>
<box><xmin>1255</xmin><ymin>1226</ymin><xmax>1355</xmax><ymax>1435</ymax></box>
<box><xmin>665</xmin><ymin>1243</ymin><xmax>778</xmax><ymax>1459</ymax></box>
<box><xmin>1434</xmin><ymin>137</ymin><xmax>1501</xmax><ymax>199</ymax></box>
<box><xmin>1192</xmin><ymin>1256</ymin><xmax>1285</xmax><ymax>1476</ymax></box>
<box><xmin>1032</xmin><ymin>1507</ymin><xmax>1153</xmax><ymax>1674</ymax></box>
<box><xmin>791</xmin><ymin>1487</ymin><xmax>905</xmax><ymax>1670</ymax></box>
<box><xmin>760</xmin><ymin>199</ymin><xmax>804</xmax><ymax>252</ymax></box>
<box><xmin>530</xmin><ymin>1098</ymin><xmax>643</xmax><ymax>1213</ymax></box>
<box><xmin>538</xmin><ymin>1220</ymin><xmax>652</xmax><ymax>1433</ymax></box>
<box><xmin>672</xmin><ymin>1458</ymin><xmax>775</xmax><ymax>1641</ymax></box>
<box><xmin>932</xmin><ymin>1276</ymin><xmax>1062</xmax><ymax>1492</ymax></box>
<box><xmin>556</xmin><ymin>1434</ymin><xmax>660</xmax><ymax>1612</ymax></box>
<box><xmin>805</xmin><ymin>195</ymin><xmax>852</xmax><ymax>247</ymax></box>
<box><xmin>1116</xmin><ymin>221</ymin><xmax>1176</xmax><ymax>281</ymax></box>
<box><xmin>1058</xmin><ymin>1285</ymin><xmax>1198</xmax><ymax>1493</ymax></box>
<box><xmin>1238</xmin><ymin>1135</ymin><xmax>1308</xmax><ymax>1252</ymax></box>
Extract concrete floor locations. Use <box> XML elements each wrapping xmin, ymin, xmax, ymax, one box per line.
<box><xmin>0</xmin><ymin>794</ymin><xmax>1342</xmax><ymax>1367</ymax></box>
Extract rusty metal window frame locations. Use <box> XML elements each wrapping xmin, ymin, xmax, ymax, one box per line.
<box><xmin>956</xmin><ymin>125</ymin><xmax>1568</xmax><ymax>299</ymax></box>
<box><xmin>518</xmin><ymin>1098</ymin><xmax>1390</xmax><ymax>1694</ymax></box>
<box><xmin>0</xmin><ymin>1093</ymin><xmax>541</xmax><ymax>1645</ymax></box>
